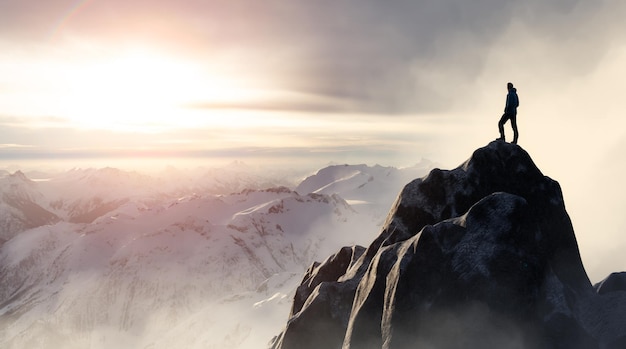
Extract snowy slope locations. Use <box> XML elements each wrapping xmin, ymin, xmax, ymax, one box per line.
<box><xmin>296</xmin><ymin>161</ymin><xmax>434</xmax><ymax>223</ymax></box>
<box><xmin>0</xmin><ymin>161</ymin><xmax>436</xmax><ymax>349</ymax></box>
<box><xmin>296</xmin><ymin>161</ymin><xmax>434</xmax><ymax>198</ymax></box>
<box><xmin>38</xmin><ymin>167</ymin><xmax>175</xmax><ymax>223</ymax></box>
<box><xmin>0</xmin><ymin>171</ymin><xmax>59</xmax><ymax>240</ymax></box>
<box><xmin>0</xmin><ymin>187</ymin><xmax>377</xmax><ymax>349</ymax></box>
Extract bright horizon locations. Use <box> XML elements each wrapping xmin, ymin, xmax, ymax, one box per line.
<box><xmin>2</xmin><ymin>0</ymin><xmax>626</xmax><ymax>279</ymax></box>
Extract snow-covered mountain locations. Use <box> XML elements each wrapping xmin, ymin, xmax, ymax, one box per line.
<box><xmin>0</xmin><ymin>171</ymin><xmax>59</xmax><ymax>241</ymax></box>
<box><xmin>0</xmin><ymin>162</ymin><xmax>306</xmax><ymax>240</ymax></box>
<box><xmin>0</xmin><ymin>162</ymin><xmax>433</xmax><ymax>349</ymax></box>
<box><xmin>296</xmin><ymin>161</ymin><xmax>435</xmax><ymax>223</ymax></box>
<box><xmin>41</xmin><ymin>167</ymin><xmax>162</xmax><ymax>223</ymax></box>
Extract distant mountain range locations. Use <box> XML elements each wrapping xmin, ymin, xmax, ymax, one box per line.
<box><xmin>0</xmin><ymin>161</ymin><xmax>433</xmax><ymax>349</ymax></box>
<box><xmin>0</xmin><ymin>163</ymin><xmax>309</xmax><ymax>240</ymax></box>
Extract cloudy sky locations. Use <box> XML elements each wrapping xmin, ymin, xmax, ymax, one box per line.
<box><xmin>1</xmin><ymin>0</ymin><xmax>626</xmax><ymax>279</ymax></box>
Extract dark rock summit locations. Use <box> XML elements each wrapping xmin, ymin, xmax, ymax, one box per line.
<box><xmin>595</xmin><ymin>272</ymin><xmax>626</xmax><ymax>295</ymax></box>
<box><xmin>271</xmin><ymin>141</ymin><xmax>626</xmax><ymax>349</ymax></box>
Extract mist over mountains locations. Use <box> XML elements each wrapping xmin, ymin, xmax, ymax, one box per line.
<box><xmin>0</xmin><ymin>160</ymin><xmax>433</xmax><ymax>348</ymax></box>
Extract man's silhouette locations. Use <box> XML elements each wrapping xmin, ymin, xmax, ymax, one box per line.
<box><xmin>497</xmin><ymin>82</ymin><xmax>519</xmax><ymax>144</ymax></box>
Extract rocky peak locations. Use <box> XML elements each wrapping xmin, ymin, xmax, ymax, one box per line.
<box><xmin>271</xmin><ymin>141</ymin><xmax>626</xmax><ymax>349</ymax></box>
<box><xmin>10</xmin><ymin>170</ymin><xmax>31</xmax><ymax>182</ymax></box>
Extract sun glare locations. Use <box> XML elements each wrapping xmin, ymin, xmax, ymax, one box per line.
<box><xmin>55</xmin><ymin>49</ymin><xmax>255</xmax><ymax>132</ymax></box>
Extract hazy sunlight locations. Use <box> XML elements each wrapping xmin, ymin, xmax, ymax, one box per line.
<box><xmin>54</xmin><ymin>48</ymin><xmax>259</xmax><ymax>131</ymax></box>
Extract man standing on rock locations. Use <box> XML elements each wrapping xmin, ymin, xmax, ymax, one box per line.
<box><xmin>497</xmin><ymin>82</ymin><xmax>519</xmax><ymax>144</ymax></box>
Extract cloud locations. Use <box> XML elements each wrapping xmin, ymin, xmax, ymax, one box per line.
<box><xmin>4</xmin><ymin>0</ymin><xmax>626</xmax><ymax>115</ymax></box>
<box><xmin>4</xmin><ymin>0</ymin><xmax>625</xmax><ymax>167</ymax></box>
<box><xmin>0</xmin><ymin>115</ymin><xmax>69</xmax><ymax>128</ymax></box>
<box><xmin>1</xmin><ymin>1</ymin><xmax>626</xmax><ymax>165</ymax></box>
<box><xmin>0</xmin><ymin>144</ymin><xmax>35</xmax><ymax>150</ymax></box>
<box><xmin>205</xmin><ymin>0</ymin><xmax>626</xmax><ymax>114</ymax></box>
<box><xmin>184</xmin><ymin>92</ymin><xmax>358</xmax><ymax>114</ymax></box>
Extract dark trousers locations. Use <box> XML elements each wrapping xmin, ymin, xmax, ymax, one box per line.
<box><xmin>498</xmin><ymin>111</ymin><xmax>518</xmax><ymax>143</ymax></box>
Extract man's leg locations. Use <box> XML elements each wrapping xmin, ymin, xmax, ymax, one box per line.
<box><xmin>510</xmin><ymin>113</ymin><xmax>518</xmax><ymax>144</ymax></box>
<box><xmin>497</xmin><ymin>114</ymin><xmax>509</xmax><ymax>141</ymax></box>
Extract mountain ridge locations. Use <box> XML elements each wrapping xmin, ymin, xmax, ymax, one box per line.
<box><xmin>0</xmin><ymin>162</ymin><xmax>433</xmax><ymax>348</ymax></box>
<box><xmin>271</xmin><ymin>141</ymin><xmax>626</xmax><ymax>349</ymax></box>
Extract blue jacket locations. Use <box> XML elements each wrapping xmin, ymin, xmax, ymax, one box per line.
<box><xmin>505</xmin><ymin>88</ymin><xmax>519</xmax><ymax>113</ymax></box>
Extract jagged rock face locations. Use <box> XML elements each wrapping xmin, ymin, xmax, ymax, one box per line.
<box><xmin>595</xmin><ymin>272</ymin><xmax>626</xmax><ymax>294</ymax></box>
<box><xmin>271</xmin><ymin>141</ymin><xmax>626</xmax><ymax>349</ymax></box>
